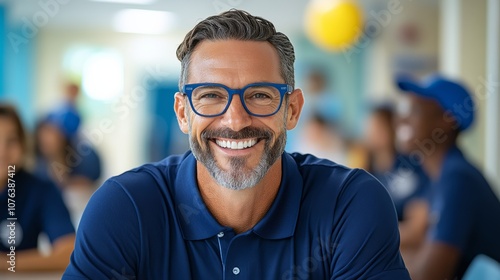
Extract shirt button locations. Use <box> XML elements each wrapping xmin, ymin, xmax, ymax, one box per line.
<box><xmin>217</xmin><ymin>232</ymin><xmax>224</xmax><ymax>238</ymax></box>
<box><xmin>232</xmin><ymin>267</ymin><xmax>240</xmax><ymax>275</ymax></box>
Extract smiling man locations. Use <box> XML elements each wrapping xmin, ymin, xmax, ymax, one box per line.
<box><xmin>63</xmin><ymin>10</ymin><xmax>410</xmax><ymax>279</ymax></box>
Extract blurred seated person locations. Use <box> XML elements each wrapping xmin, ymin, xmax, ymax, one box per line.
<box><xmin>395</xmin><ymin>74</ymin><xmax>500</xmax><ymax>279</ymax></box>
<box><xmin>0</xmin><ymin>104</ymin><xmax>75</xmax><ymax>271</ymax></box>
<box><xmin>364</xmin><ymin>102</ymin><xmax>429</xmax><ymax>221</ymax></box>
<box><xmin>34</xmin><ymin>110</ymin><xmax>101</xmax><ymax>189</ymax></box>
<box><xmin>34</xmin><ymin>110</ymin><xmax>102</xmax><ymax>227</ymax></box>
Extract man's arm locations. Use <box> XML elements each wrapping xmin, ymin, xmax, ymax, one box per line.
<box><xmin>330</xmin><ymin>170</ymin><xmax>411</xmax><ymax>279</ymax></box>
<box><xmin>63</xmin><ymin>179</ymin><xmax>141</xmax><ymax>279</ymax></box>
<box><xmin>399</xmin><ymin>199</ymin><xmax>429</xmax><ymax>250</ymax></box>
<box><xmin>405</xmin><ymin>242</ymin><xmax>460</xmax><ymax>280</ymax></box>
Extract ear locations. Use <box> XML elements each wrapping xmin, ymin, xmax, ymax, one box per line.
<box><xmin>174</xmin><ymin>93</ymin><xmax>189</xmax><ymax>134</ymax></box>
<box><xmin>285</xmin><ymin>88</ymin><xmax>304</xmax><ymax>130</ymax></box>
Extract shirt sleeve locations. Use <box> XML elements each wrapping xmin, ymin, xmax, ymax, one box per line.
<box><xmin>63</xmin><ymin>179</ymin><xmax>141</xmax><ymax>280</ymax></box>
<box><xmin>41</xmin><ymin>181</ymin><xmax>75</xmax><ymax>243</ymax></box>
<box><xmin>427</xmin><ymin>174</ymin><xmax>476</xmax><ymax>252</ymax></box>
<box><xmin>331</xmin><ymin>170</ymin><xmax>411</xmax><ymax>280</ymax></box>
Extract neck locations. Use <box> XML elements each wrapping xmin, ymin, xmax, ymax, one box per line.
<box><xmin>197</xmin><ymin>159</ymin><xmax>282</xmax><ymax>234</ymax></box>
<box><xmin>421</xmin><ymin>142</ymin><xmax>455</xmax><ymax>180</ymax></box>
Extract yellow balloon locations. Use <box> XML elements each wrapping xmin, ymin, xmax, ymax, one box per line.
<box><xmin>305</xmin><ymin>0</ymin><xmax>364</xmax><ymax>51</ymax></box>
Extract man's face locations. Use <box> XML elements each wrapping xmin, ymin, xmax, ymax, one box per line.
<box><xmin>395</xmin><ymin>94</ymin><xmax>446</xmax><ymax>154</ymax></box>
<box><xmin>174</xmin><ymin>40</ymin><xmax>303</xmax><ymax>190</ymax></box>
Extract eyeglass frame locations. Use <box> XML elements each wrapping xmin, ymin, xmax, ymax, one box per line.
<box><xmin>181</xmin><ymin>82</ymin><xmax>294</xmax><ymax>117</ymax></box>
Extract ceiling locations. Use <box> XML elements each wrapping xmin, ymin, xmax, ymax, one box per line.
<box><xmin>1</xmin><ymin>0</ymin><xmax>316</xmax><ymax>34</ymax></box>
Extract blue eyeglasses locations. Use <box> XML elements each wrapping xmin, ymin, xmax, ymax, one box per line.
<box><xmin>181</xmin><ymin>82</ymin><xmax>293</xmax><ymax>117</ymax></box>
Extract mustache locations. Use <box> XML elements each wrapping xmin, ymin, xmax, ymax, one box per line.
<box><xmin>201</xmin><ymin>127</ymin><xmax>272</xmax><ymax>140</ymax></box>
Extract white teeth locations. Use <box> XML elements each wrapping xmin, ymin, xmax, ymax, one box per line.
<box><xmin>215</xmin><ymin>139</ymin><xmax>258</xmax><ymax>150</ymax></box>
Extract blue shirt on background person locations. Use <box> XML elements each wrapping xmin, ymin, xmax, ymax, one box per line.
<box><xmin>372</xmin><ymin>153</ymin><xmax>430</xmax><ymax>221</ymax></box>
<box><xmin>0</xmin><ymin>169</ymin><xmax>75</xmax><ymax>252</ymax></box>
<box><xmin>64</xmin><ymin>152</ymin><xmax>409</xmax><ymax>279</ymax></box>
<box><xmin>427</xmin><ymin>145</ymin><xmax>500</xmax><ymax>278</ymax></box>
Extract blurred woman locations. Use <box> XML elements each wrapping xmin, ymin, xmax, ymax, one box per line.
<box><xmin>34</xmin><ymin>109</ymin><xmax>102</xmax><ymax>227</ymax></box>
<box><xmin>34</xmin><ymin>111</ymin><xmax>101</xmax><ymax>190</ymax></box>
<box><xmin>0</xmin><ymin>104</ymin><xmax>75</xmax><ymax>271</ymax></box>
<box><xmin>364</xmin><ymin>103</ymin><xmax>430</xmax><ymax>221</ymax></box>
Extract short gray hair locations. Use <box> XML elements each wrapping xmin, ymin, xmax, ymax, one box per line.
<box><xmin>176</xmin><ymin>9</ymin><xmax>295</xmax><ymax>91</ymax></box>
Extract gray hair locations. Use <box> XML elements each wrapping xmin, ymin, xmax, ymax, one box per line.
<box><xmin>176</xmin><ymin>9</ymin><xmax>295</xmax><ymax>91</ymax></box>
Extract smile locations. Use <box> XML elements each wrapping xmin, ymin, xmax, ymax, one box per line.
<box><xmin>215</xmin><ymin>138</ymin><xmax>258</xmax><ymax>150</ymax></box>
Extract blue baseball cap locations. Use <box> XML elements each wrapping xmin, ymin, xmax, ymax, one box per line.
<box><xmin>396</xmin><ymin>74</ymin><xmax>475</xmax><ymax>131</ymax></box>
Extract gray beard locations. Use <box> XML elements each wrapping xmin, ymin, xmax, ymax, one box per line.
<box><xmin>189</xmin><ymin>125</ymin><xmax>286</xmax><ymax>191</ymax></box>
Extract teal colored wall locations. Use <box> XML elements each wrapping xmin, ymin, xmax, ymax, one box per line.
<box><xmin>0</xmin><ymin>5</ymin><xmax>5</xmax><ymax>97</ymax></box>
<box><xmin>0</xmin><ymin>4</ymin><xmax>36</xmax><ymax>129</ymax></box>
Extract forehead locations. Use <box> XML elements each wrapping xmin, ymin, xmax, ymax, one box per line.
<box><xmin>187</xmin><ymin>39</ymin><xmax>282</xmax><ymax>86</ymax></box>
<box><xmin>399</xmin><ymin>94</ymin><xmax>444</xmax><ymax>117</ymax></box>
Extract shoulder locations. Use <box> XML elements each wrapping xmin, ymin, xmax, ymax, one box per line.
<box><xmin>89</xmin><ymin>152</ymin><xmax>192</xmax><ymax>219</ymax></box>
<box><xmin>288</xmin><ymin>154</ymin><xmax>406</xmax><ymax>278</ymax></box>
<box><xmin>290</xmin><ymin>152</ymin><xmax>385</xmax><ymax>196</ymax></box>
<box><xmin>438</xmin><ymin>150</ymin><xmax>490</xmax><ymax>196</ymax></box>
<box><xmin>289</xmin><ymin>153</ymin><xmax>393</xmax><ymax>218</ymax></box>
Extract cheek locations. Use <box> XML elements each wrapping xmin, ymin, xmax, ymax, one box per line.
<box><xmin>189</xmin><ymin>115</ymin><xmax>213</xmax><ymax>142</ymax></box>
<box><xmin>412</xmin><ymin>117</ymin><xmax>435</xmax><ymax>139</ymax></box>
<box><xmin>6</xmin><ymin>144</ymin><xmax>23</xmax><ymax>165</ymax></box>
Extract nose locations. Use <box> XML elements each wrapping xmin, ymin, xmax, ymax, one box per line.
<box><xmin>220</xmin><ymin>95</ymin><xmax>252</xmax><ymax>131</ymax></box>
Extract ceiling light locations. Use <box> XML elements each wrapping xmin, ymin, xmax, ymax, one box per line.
<box><xmin>112</xmin><ymin>9</ymin><xmax>176</xmax><ymax>34</ymax></box>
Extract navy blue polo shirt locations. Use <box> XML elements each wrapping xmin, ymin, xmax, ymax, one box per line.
<box><xmin>64</xmin><ymin>152</ymin><xmax>410</xmax><ymax>279</ymax></box>
<box><xmin>0</xmin><ymin>169</ymin><xmax>75</xmax><ymax>251</ymax></box>
<box><xmin>427</xmin><ymin>146</ymin><xmax>500</xmax><ymax>278</ymax></box>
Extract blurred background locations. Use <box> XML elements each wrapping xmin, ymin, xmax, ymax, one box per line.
<box><xmin>0</xmin><ymin>0</ymin><xmax>498</xmax><ymax>194</ymax></box>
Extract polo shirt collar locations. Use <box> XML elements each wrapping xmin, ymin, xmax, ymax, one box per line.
<box><xmin>173</xmin><ymin>152</ymin><xmax>303</xmax><ymax>241</ymax></box>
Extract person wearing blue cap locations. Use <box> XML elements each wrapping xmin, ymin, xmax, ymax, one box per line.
<box><xmin>395</xmin><ymin>74</ymin><xmax>500</xmax><ymax>280</ymax></box>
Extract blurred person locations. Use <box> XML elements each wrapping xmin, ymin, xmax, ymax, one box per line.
<box><xmin>0</xmin><ymin>104</ymin><xmax>75</xmax><ymax>271</ymax></box>
<box><xmin>302</xmin><ymin>68</ymin><xmax>342</xmax><ymax>121</ymax></box>
<box><xmin>34</xmin><ymin>114</ymin><xmax>101</xmax><ymax>189</ymax></box>
<box><xmin>395</xmin><ymin>74</ymin><xmax>500</xmax><ymax>279</ymax></box>
<box><xmin>34</xmin><ymin>111</ymin><xmax>102</xmax><ymax>227</ymax></box>
<box><xmin>64</xmin><ymin>10</ymin><xmax>410</xmax><ymax>279</ymax></box>
<box><xmin>364</xmin><ymin>102</ymin><xmax>430</xmax><ymax>221</ymax></box>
